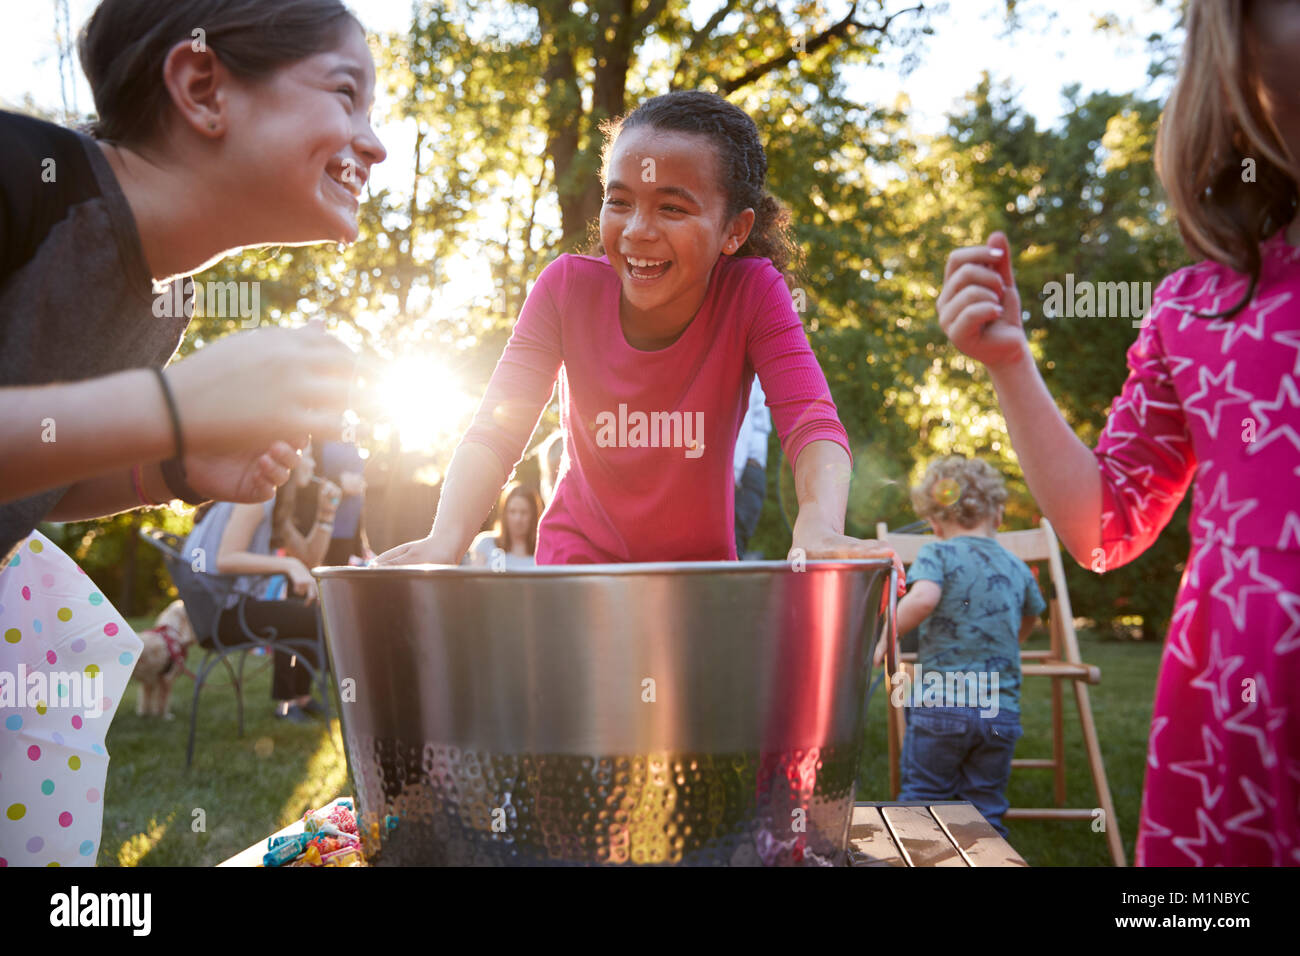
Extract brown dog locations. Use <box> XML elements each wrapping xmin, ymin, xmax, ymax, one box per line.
<box><xmin>131</xmin><ymin>599</ymin><xmax>197</xmax><ymax>718</ymax></box>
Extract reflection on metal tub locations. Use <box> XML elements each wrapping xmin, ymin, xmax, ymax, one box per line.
<box><xmin>314</xmin><ymin>560</ymin><xmax>896</xmax><ymax>866</ymax></box>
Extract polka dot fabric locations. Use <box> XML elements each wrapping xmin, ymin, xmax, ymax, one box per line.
<box><xmin>0</xmin><ymin>531</ymin><xmax>141</xmax><ymax>866</ymax></box>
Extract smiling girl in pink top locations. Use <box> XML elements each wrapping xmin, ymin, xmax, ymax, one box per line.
<box><xmin>379</xmin><ymin>91</ymin><xmax>898</xmax><ymax>569</ymax></box>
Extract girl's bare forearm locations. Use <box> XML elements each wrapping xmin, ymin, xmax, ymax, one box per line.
<box><xmin>987</xmin><ymin>348</ymin><xmax>1102</xmax><ymax>562</ymax></box>
<box><xmin>1</xmin><ymin>370</ymin><xmax>172</xmax><ymax>505</ymax></box>
<box><xmin>430</xmin><ymin>441</ymin><xmax>510</xmax><ymax>556</ymax></box>
<box><xmin>215</xmin><ymin>552</ymin><xmax>299</xmax><ymax>576</ymax></box>
<box><xmin>792</xmin><ymin>439</ymin><xmax>851</xmax><ymax>533</ymax></box>
<box><xmin>45</xmin><ymin>462</ymin><xmax>173</xmax><ymax>521</ymax></box>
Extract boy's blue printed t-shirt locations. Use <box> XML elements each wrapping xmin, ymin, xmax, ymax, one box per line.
<box><xmin>908</xmin><ymin>535</ymin><xmax>1047</xmax><ymax>713</ymax></box>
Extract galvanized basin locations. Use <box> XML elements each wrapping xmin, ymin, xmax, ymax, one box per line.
<box><xmin>314</xmin><ymin>560</ymin><xmax>896</xmax><ymax>866</ymax></box>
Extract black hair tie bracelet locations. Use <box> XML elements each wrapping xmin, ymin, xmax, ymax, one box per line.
<box><xmin>153</xmin><ymin>368</ymin><xmax>210</xmax><ymax>506</ymax></box>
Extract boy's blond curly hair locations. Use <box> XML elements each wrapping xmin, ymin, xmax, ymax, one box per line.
<box><xmin>911</xmin><ymin>456</ymin><xmax>1008</xmax><ymax>529</ymax></box>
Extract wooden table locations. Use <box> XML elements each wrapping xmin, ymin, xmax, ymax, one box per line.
<box><xmin>220</xmin><ymin>799</ymin><xmax>1027</xmax><ymax>867</ymax></box>
<box><xmin>848</xmin><ymin>801</ymin><xmax>1029</xmax><ymax>867</ymax></box>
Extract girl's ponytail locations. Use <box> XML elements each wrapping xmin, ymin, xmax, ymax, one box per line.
<box><xmin>738</xmin><ymin>193</ymin><xmax>802</xmax><ymax>282</ymax></box>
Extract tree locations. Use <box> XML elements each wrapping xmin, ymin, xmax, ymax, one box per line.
<box><xmin>753</xmin><ymin>72</ymin><xmax>1190</xmax><ymax>637</ymax></box>
<box><xmin>43</xmin><ymin>1</ymin><xmax>1195</xmax><ymax>635</ymax></box>
<box><xmin>184</xmin><ymin>2</ymin><xmax>933</xmax><ymax>355</ymax></box>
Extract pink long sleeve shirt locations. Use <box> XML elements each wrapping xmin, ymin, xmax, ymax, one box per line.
<box><xmin>459</xmin><ymin>253</ymin><xmax>852</xmax><ymax>564</ymax></box>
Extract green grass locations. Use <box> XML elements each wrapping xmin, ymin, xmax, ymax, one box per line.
<box><xmin>101</xmin><ymin>617</ymin><xmax>1160</xmax><ymax>866</ymax></box>
<box><xmin>856</xmin><ymin>627</ymin><xmax>1161</xmax><ymax>866</ymax></box>
<box><xmin>100</xmin><ymin>617</ymin><xmax>346</xmax><ymax>866</ymax></box>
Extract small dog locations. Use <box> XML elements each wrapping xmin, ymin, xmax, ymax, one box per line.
<box><xmin>131</xmin><ymin>599</ymin><xmax>197</xmax><ymax>718</ymax></box>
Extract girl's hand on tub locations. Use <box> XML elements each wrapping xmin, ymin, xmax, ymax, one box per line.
<box><xmin>374</xmin><ymin>533</ymin><xmax>463</xmax><ymax>566</ymax></box>
<box><xmin>788</xmin><ymin>511</ymin><xmax>906</xmax><ymax>595</ymax></box>
<box><xmin>938</xmin><ymin>231</ymin><xmax>1030</xmax><ymax>371</ymax></box>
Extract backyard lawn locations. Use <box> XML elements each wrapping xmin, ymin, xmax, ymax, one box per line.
<box><xmin>99</xmin><ymin>618</ymin><xmax>1159</xmax><ymax>866</ymax></box>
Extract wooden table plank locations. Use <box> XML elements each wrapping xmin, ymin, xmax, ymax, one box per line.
<box><xmin>880</xmin><ymin>805</ymin><xmax>968</xmax><ymax>867</ymax></box>
<box><xmin>847</xmin><ymin>805</ymin><xmax>907</xmax><ymax>867</ymax></box>
<box><xmin>930</xmin><ymin>804</ymin><xmax>1029</xmax><ymax>867</ymax></box>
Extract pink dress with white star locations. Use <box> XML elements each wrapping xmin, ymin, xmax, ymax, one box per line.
<box><xmin>1097</xmin><ymin>230</ymin><xmax>1300</xmax><ymax>866</ymax></box>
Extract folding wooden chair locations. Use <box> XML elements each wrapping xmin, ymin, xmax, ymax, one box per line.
<box><xmin>875</xmin><ymin>518</ymin><xmax>1126</xmax><ymax>866</ymax></box>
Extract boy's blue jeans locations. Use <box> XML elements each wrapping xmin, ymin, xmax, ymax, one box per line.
<box><xmin>898</xmin><ymin>705</ymin><xmax>1022</xmax><ymax>838</ymax></box>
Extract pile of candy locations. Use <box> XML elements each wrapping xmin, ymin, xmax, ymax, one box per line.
<box><xmin>262</xmin><ymin>799</ymin><xmax>366</xmax><ymax>867</ymax></box>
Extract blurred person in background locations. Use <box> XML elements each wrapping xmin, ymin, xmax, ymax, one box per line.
<box><xmin>186</xmin><ymin>441</ymin><xmax>339</xmax><ymax>722</ymax></box>
<box><xmin>733</xmin><ymin>377</ymin><xmax>771</xmax><ymax>557</ymax></box>
<box><xmin>305</xmin><ymin>439</ymin><xmax>371</xmax><ymax>565</ymax></box>
<box><xmin>466</xmin><ymin>482</ymin><xmax>541</xmax><ymax>569</ymax></box>
<box><xmin>536</xmin><ymin>429</ymin><xmax>565</xmax><ymax>506</ymax></box>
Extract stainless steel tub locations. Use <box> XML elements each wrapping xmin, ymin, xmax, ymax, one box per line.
<box><xmin>314</xmin><ymin>559</ymin><xmax>897</xmax><ymax>866</ymax></box>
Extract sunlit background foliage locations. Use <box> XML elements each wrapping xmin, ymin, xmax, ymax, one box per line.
<box><xmin>40</xmin><ymin>0</ymin><xmax>1188</xmax><ymax>637</ymax></box>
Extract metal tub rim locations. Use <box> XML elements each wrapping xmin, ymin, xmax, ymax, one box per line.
<box><xmin>313</xmin><ymin>557</ymin><xmax>893</xmax><ymax>580</ymax></box>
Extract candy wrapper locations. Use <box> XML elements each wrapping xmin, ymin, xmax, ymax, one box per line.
<box><xmin>265</xmin><ymin>799</ymin><xmax>365</xmax><ymax>867</ymax></box>
<box><xmin>303</xmin><ymin>802</ymin><xmax>358</xmax><ymax>836</ymax></box>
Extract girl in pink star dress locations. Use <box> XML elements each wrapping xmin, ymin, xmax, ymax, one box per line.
<box><xmin>937</xmin><ymin>0</ymin><xmax>1299</xmax><ymax>865</ymax></box>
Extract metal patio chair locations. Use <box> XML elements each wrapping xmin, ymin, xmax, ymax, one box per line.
<box><xmin>139</xmin><ymin>527</ymin><xmax>335</xmax><ymax>768</ymax></box>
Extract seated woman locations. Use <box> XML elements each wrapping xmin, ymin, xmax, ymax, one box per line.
<box><xmin>184</xmin><ymin>442</ymin><xmax>341</xmax><ymax>722</ymax></box>
<box><xmin>311</xmin><ymin>439</ymin><xmax>372</xmax><ymax>566</ymax></box>
<box><xmin>465</xmin><ymin>482</ymin><xmax>541</xmax><ymax>569</ymax></box>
